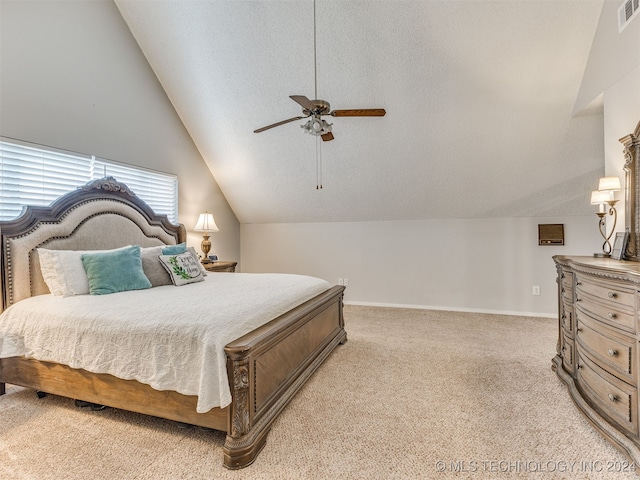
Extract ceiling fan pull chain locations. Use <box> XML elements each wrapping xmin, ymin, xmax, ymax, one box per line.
<box><xmin>316</xmin><ymin>135</ymin><xmax>323</xmax><ymax>189</ymax></box>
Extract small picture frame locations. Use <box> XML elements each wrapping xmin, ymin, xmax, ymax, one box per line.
<box><xmin>611</xmin><ymin>232</ymin><xmax>629</xmax><ymax>260</ymax></box>
<box><xmin>208</xmin><ymin>254</ymin><xmax>219</xmax><ymax>262</ymax></box>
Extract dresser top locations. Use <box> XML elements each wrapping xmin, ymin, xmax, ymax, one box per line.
<box><xmin>554</xmin><ymin>255</ymin><xmax>640</xmax><ymax>284</ymax></box>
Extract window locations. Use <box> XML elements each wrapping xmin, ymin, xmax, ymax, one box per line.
<box><xmin>0</xmin><ymin>138</ymin><xmax>178</xmax><ymax>223</ymax></box>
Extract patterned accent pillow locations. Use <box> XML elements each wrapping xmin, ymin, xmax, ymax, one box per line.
<box><xmin>187</xmin><ymin>246</ymin><xmax>208</xmax><ymax>276</ymax></box>
<box><xmin>158</xmin><ymin>252</ymin><xmax>205</xmax><ymax>286</ymax></box>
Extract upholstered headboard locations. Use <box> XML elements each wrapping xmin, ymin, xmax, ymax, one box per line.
<box><xmin>0</xmin><ymin>177</ymin><xmax>186</xmax><ymax>311</ymax></box>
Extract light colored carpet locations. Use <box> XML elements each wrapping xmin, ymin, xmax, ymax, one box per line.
<box><xmin>0</xmin><ymin>305</ymin><xmax>636</xmax><ymax>479</ymax></box>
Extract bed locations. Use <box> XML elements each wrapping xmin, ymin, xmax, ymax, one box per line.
<box><xmin>0</xmin><ymin>177</ymin><xmax>347</xmax><ymax>469</ymax></box>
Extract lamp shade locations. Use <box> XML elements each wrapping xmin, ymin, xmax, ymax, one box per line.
<box><xmin>194</xmin><ymin>213</ymin><xmax>219</xmax><ymax>232</ymax></box>
<box><xmin>598</xmin><ymin>176</ymin><xmax>621</xmax><ymax>192</ymax></box>
<box><xmin>590</xmin><ymin>190</ymin><xmax>610</xmax><ymax>205</ymax></box>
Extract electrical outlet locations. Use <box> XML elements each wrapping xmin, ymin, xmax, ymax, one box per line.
<box><xmin>532</xmin><ymin>285</ymin><xmax>541</xmax><ymax>296</ymax></box>
<box><xmin>338</xmin><ymin>278</ymin><xmax>344</xmax><ymax>285</ymax></box>
<box><xmin>343</xmin><ymin>278</ymin><xmax>349</xmax><ymax>286</ymax></box>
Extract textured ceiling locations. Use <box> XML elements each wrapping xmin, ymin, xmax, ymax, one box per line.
<box><xmin>115</xmin><ymin>0</ymin><xmax>605</xmax><ymax>224</ymax></box>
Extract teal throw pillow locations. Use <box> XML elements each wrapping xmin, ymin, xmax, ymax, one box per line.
<box><xmin>161</xmin><ymin>242</ymin><xmax>187</xmax><ymax>255</ymax></box>
<box><xmin>81</xmin><ymin>245</ymin><xmax>152</xmax><ymax>295</ymax></box>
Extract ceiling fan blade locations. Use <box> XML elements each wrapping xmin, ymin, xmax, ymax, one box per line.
<box><xmin>289</xmin><ymin>95</ymin><xmax>316</xmax><ymax>111</ymax></box>
<box><xmin>254</xmin><ymin>116</ymin><xmax>306</xmax><ymax>133</ymax></box>
<box><xmin>330</xmin><ymin>109</ymin><xmax>386</xmax><ymax>117</ymax></box>
<box><xmin>321</xmin><ymin>131</ymin><xmax>334</xmax><ymax>142</ymax></box>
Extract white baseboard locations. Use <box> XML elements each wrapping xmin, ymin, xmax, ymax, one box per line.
<box><xmin>343</xmin><ymin>300</ymin><xmax>556</xmax><ymax>319</ymax></box>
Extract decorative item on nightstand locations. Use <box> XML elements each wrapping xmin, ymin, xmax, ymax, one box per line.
<box><xmin>590</xmin><ymin>176</ymin><xmax>621</xmax><ymax>257</ymax></box>
<box><xmin>194</xmin><ymin>212</ymin><xmax>219</xmax><ymax>264</ymax></box>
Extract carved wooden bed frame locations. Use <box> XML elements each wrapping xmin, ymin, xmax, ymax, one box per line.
<box><xmin>0</xmin><ymin>177</ymin><xmax>347</xmax><ymax>469</ymax></box>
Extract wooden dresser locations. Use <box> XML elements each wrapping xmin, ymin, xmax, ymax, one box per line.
<box><xmin>554</xmin><ymin>255</ymin><xmax>640</xmax><ymax>462</ymax></box>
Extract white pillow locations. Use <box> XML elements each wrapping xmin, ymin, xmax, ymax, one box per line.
<box><xmin>37</xmin><ymin>246</ymin><xmax>130</xmax><ymax>297</ymax></box>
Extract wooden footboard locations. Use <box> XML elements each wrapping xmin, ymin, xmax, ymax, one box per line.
<box><xmin>0</xmin><ymin>285</ymin><xmax>346</xmax><ymax>469</ymax></box>
<box><xmin>223</xmin><ymin>285</ymin><xmax>346</xmax><ymax>468</ymax></box>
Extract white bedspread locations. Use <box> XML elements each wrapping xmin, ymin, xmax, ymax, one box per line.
<box><xmin>0</xmin><ymin>273</ymin><xmax>330</xmax><ymax>412</ymax></box>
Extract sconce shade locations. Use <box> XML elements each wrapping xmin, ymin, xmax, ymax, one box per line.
<box><xmin>590</xmin><ymin>190</ymin><xmax>611</xmax><ymax>205</ymax></box>
<box><xmin>598</xmin><ymin>176</ymin><xmax>622</xmax><ymax>192</ymax></box>
<box><xmin>194</xmin><ymin>213</ymin><xmax>219</xmax><ymax>232</ymax></box>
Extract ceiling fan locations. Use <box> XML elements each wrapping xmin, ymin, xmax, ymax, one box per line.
<box><xmin>253</xmin><ymin>95</ymin><xmax>386</xmax><ymax>142</ymax></box>
<box><xmin>253</xmin><ymin>0</ymin><xmax>386</xmax><ymax>188</ymax></box>
<box><xmin>253</xmin><ymin>0</ymin><xmax>385</xmax><ymax>143</ymax></box>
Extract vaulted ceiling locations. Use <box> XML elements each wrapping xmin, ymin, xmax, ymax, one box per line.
<box><xmin>115</xmin><ymin>0</ymin><xmax>605</xmax><ymax>224</ymax></box>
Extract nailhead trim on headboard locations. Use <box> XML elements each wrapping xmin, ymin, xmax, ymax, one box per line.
<box><xmin>0</xmin><ymin>178</ymin><xmax>186</xmax><ymax>310</ymax></box>
<box><xmin>5</xmin><ymin>202</ymin><xmax>180</xmax><ymax>306</ymax></box>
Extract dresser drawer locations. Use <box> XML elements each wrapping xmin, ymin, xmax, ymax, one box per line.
<box><xmin>576</xmin><ymin>277</ymin><xmax>635</xmax><ymax>311</ymax></box>
<box><xmin>561</xmin><ymin>271</ymin><xmax>573</xmax><ymax>303</ymax></box>
<box><xmin>560</xmin><ymin>302</ymin><xmax>574</xmax><ymax>333</ymax></box>
<box><xmin>576</xmin><ymin>313</ymin><xmax>635</xmax><ymax>383</ymax></box>
<box><xmin>561</xmin><ymin>334</ymin><xmax>575</xmax><ymax>374</ymax></box>
<box><xmin>577</xmin><ymin>352</ymin><xmax>638</xmax><ymax>436</ymax></box>
<box><xmin>576</xmin><ymin>296</ymin><xmax>635</xmax><ymax>333</ymax></box>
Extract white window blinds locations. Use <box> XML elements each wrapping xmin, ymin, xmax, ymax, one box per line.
<box><xmin>0</xmin><ymin>139</ymin><xmax>178</xmax><ymax>223</ymax></box>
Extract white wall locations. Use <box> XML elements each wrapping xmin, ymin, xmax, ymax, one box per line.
<box><xmin>574</xmin><ymin>0</ymin><xmax>640</xmax><ymax>115</ymax></box>
<box><xmin>584</xmin><ymin>0</ymin><xmax>640</xmax><ymax>232</ymax></box>
<box><xmin>2</xmin><ymin>0</ymin><xmax>629</xmax><ymax>317</ymax></box>
<box><xmin>0</xmin><ymin>0</ymin><xmax>239</xmax><ymax>261</ymax></box>
<box><xmin>604</xmin><ymin>63</ymin><xmax>640</xmax><ymax>225</ymax></box>
<box><xmin>242</xmin><ymin>216</ymin><xmax>599</xmax><ymax>317</ymax></box>
<box><xmin>241</xmin><ymin>2</ymin><xmax>638</xmax><ymax>318</ymax></box>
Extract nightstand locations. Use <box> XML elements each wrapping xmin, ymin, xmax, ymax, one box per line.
<box><xmin>201</xmin><ymin>261</ymin><xmax>237</xmax><ymax>273</ymax></box>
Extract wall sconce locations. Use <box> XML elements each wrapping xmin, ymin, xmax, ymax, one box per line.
<box><xmin>194</xmin><ymin>212</ymin><xmax>219</xmax><ymax>263</ymax></box>
<box><xmin>591</xmin><ymin>176</ymin><xmax>621</xmax><ymax>257</ymax></box>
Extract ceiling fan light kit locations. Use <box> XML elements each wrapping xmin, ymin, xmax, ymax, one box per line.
<box><xmin>301</xmin><ymin>117</ymin><xmax>332</xmax><ymax>136</ymax></box>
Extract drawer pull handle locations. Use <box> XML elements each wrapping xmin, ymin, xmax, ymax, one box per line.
<box><xmin>561</xmin><ymin>288</ymin><xmax>565</xmax><ymax>294</ymax></box>
<box><xmin>576</xmin><ymin>282</ymin><xmax>581</xmax><ymax>286</ymax></box>
<box><xmin>607</xmin><ymin>348</ymin><xmax>618</xmax><ymax>357</ymax></box>
<box><xmin>576</xmin><ymin>298</ymin><xmax>581</xmax><ymax>302</ymax></box>
<box><xmin>608</xmin><ymin>393</ymin><xmax>618</xmax><ymax>402</ymax></box>
<box><xmin>607</xmin><ymin>312</ymin><xmax>617</xmax><ymax>319</ymax></box>
<box><xmin>577</xmin><ymin>327</ymin><xmax>583</xmax><ymax>332</ymax></box>
<box><xmin>608</xmin><ymin>292</ymin><xmax>617</xmax><ymax>299</ymax></box>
